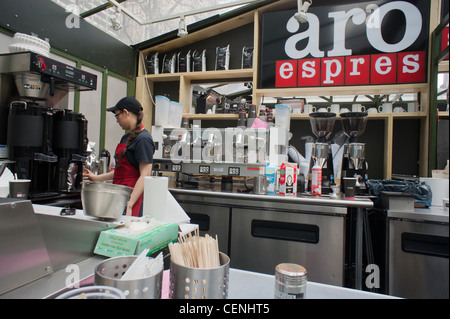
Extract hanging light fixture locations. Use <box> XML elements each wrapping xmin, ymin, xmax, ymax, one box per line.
<box><xmin>178</xmin><ymin>16</ymin><xmax>188</xmax><ymax>37</ymax></box>
<box><xmin>294</xmin><ymin>0</ymin><xmax>312</xmax><ymax>23</ymax></box>
<box><xmin>109</xmin><ymin>6</ymin><xmax>123</xmax><ymax>30</ymax></box>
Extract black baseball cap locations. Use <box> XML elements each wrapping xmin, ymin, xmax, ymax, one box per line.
<box><xmin>107</xmin><ymin>96</ymin><xmax>143</xmax><ymax>114</ymax></box>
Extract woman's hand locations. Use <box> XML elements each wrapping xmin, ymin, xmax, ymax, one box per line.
<box><xmin>83</xmin><ymin>168</ymin><xmax>98</xmax><ymax>182</ymax></box>
<box><xmin>83</xmin><ymin>169</ymin><xmax>114</xmax><ymax>183</ymax></box>
<box><xmin>125</xmin><ymin>201</ymin><xmax>133</xmax><ymax>216</ymax></box>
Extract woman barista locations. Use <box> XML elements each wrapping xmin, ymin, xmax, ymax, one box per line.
<box><xmin>83</xmin><ymin>97</ymin><xmax>155</xmax><ymax>217</ymax></box>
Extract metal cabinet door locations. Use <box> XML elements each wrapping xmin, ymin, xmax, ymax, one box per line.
<box><xmin>178</xmin><ymin>202</ymin><xmax>230</xmax><ymax>255</ymax></box>
<box><xmin>230</xmin><ymin>207</ymin><xmax>345</xmax><ymax>286</ymax></box>
<box><xmin>388</xmin><ymin>219</ymin><xmax>449</xmax><ymax>299</ymax></box>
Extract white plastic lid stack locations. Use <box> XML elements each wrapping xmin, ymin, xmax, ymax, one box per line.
<box><xmin>9</xmin><ymin>33</ymin><xmax>50</xmax><ymax>57</ymax></box>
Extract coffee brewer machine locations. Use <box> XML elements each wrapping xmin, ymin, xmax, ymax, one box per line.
<box><xmin>308</xmin><ymin>112</ymin><xmax>336</xmax><ymax>194</ymax></box>
<box><xmin>0</xmin><ymin>51</ymin><xmax>97</xmax><ymax>197</ymax></box>
<box><xmin>340</xmin><ymin>112</ymin><xmax>368</xmax><ymax>195</ymax></box>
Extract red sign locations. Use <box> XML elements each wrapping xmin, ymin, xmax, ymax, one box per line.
<box><xmin>275</xmin><ymin>60</ymin><xmax>297</xmax><ymax>87</ymax></box>
<box><xmin>321</xmin><ymin>57</ymin><xmax>345</xmax><ymax>86</ymax></box>
<box><xmin>275</xmin><ymin>50</ymin><xmax>426</xmax><ymax>88</ymax></box>
<box><xmin>397</xmin><ymin>51</ymin><xmax>426</xmax><ymax>83</ymax></box>
<box><xmin>442</xmin><ymin>26</ymin><xmax>449</xmax><ymax>60</ymax></box>
<box><xmin>370</xmin><ymin>53</ymin><xmax>397</xmax><ymax>84</ymax></box>
<box><xmin>345</xmin><ymin>55</ymin><xmax>370</xmax><ymax>85</ymax></box>
<box><xmin>298</xmin><ymin>58</ymin><xmax>320</xmax><ymax>87</ymax></box>
<box><xmin>261</xmin><ymin>1</ymin><xmax>430</xmax><ymax>89</ymax></box>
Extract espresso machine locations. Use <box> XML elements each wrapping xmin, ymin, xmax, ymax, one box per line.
<box><xmin>308</xmin><ymin>112</ymin><xmax>336</xmax><ymax>194</ymax></box>
<box><xmin>340</xmin><ymin>112</ymin><xmax>369</xmax><ymax>195</ymax></box>
<box><xmin>151</xmin><ymin>124</ymin><xmax>287</xmax><ymax>192</ymax></box>
<box><xmin>0</xmin><ymin>51</ymin><xmax>97</xmax><ymax>197</ymax></box>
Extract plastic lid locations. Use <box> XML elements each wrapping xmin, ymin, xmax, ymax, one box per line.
<box><xmin>309</xmin><ymin>112</ymin><xmax>336</xmax><ymax>118</ymax></box>
<box><xmin>275</xmin><ymin>263</ymin><xmax>307</xmax><ymax>277</ymax></box>
<box><xmin>340</xmin><ymin>111</ymin><xmax>368</xmax><ymax>118</ymax></box>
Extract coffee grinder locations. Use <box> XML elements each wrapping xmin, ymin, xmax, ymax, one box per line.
<box><xmin>340</xmin><ymin>112</ymin><xmax>368</xmax><ymax>195</ymax></box>
<box><xmin>308</xmin><ymin>112</ymin><xmax>336</xmax><ymax>194</ymax></box>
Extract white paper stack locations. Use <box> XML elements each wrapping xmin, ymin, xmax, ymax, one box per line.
<box><xmin>0</xmin><ymin>167</ymin><xmax>14</xmax><ymax>198</ymax></box>
<box><xmin>143</xmin><ymin>176</ymin><xmax>190</xmax><ymax>224</ymax></box>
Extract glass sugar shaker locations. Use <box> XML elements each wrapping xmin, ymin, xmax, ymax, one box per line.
<box><xmin>274</xmin><ymin>263</ymin><xmax>307</xmax><ymax>299</ymax></box>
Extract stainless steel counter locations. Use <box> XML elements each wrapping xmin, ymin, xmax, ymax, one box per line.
<box><xmin>2</xmin><ymin>255</ymin><xmax>398</xmax><ymax>299</ymax></box>
<box><xmin>169</xmin><ymin>186</ymin><xmax>374</xmax><ymax>209</ymax></box>
<box><xmin>1</xmin><ymin>256</ymin><xmax>106</xmax><ymax>299</ymax></box>
<box><xmin>169</xmin><ymin>185</ymin><xmax>373</xmax><ymax>288</ymax></box>
<box><xmin>388</xmin><ymin>206</ymin><xmax>449</xmax><ymax>224</ymax></box>
<box><xmin>227</xmin><ymin>268</ymin><xmax>398</xmax><ymax>299</ymax></box>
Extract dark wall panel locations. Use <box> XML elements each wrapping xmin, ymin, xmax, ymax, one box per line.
<box><xmin>0</xmin><ymin>0</ymin><xmax>136</xmax><ymax>79</ymax></box>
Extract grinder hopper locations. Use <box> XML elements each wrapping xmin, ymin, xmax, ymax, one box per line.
<box><xmin>309</xmin><ymin>112</ymin><xmax>336</xmax><ymax>142</ymax></box>
<box><xmin>309</xmin><ymin>112</ymin><xmax>336</xmax><ymax>168</ymax></box>
<box><xmin>340</xmin><ymin>112</ymin><xmax>368</xmax><ymax>142</ymax></box>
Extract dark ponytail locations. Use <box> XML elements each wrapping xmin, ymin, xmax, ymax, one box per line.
<box><xmin>121</xmin><ymin>110</ymin><xmax>144</xmax><ymax>160</ymax></box>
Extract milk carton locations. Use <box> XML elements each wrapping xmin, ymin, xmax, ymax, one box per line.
<box><xmin>279</xmin><ymin>163</ymin><xmax>297</xmax><ymax>196</ymax></box>
<box><xmin>265</xmin><ymin>163</ymin><xmax>277</xmax><ymax>195</ymax></box>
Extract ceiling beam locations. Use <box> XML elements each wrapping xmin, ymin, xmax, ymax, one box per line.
<box><xmin>80</xmin><ymin>0</ymin><xmax>129</xmax><ymax>19</ymax></box>
<box><xmin>107</xmin><ymin>0</ymin><xmax>262</xmax><ymax>25</ymax></box>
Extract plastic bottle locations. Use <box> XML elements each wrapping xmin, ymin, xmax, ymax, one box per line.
<box><xmin>259</xmin><ymin>106</ymin><xmax>266</xmax><ymax>122</ymax></box>
<box><xmin>247</xmin><ymin>104</ymin><xmax>256</xmax><ymax>128</ymax></box>
<box><xmin>311</xmin><ymin>162</ymin><xmax>322</xmax><ymax>196</ymax></box>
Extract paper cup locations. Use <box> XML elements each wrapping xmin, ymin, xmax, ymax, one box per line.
<box><xmin>9</xmin><ymin>179</ymin><xmax>31</xmax><ymax>198</ymax></box>
<box><xmin>343</xmin><ymin>177</ymin><xmax>357</xmax><ymax>200</ymax></box>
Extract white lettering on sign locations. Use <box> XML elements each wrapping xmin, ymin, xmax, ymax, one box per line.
<box><xmin>279</xmin><ymin>62</ymin><xmax>294</xmax><ymax>79</ymax></box>
<box><xmin>375</xmin><ymin>56</ymin><xmax>392</xmax><ymax>75</ymax></box>
<box><xmin>285</xmin><ymin>14</ymin><xmax>324</xmax><ymax>59</ymax></box>
<box><xmin>402</xmin><ymin>53</ymin><xmax>420</xmax><ymax>73</ymax></box>
<box><xmin>328</xmin><ymin>8</ymin><xmax>366</xmax><ymax>57</ymax></box>
<box><xmin>275</xmin><ymin>50</ymin><xmax>426</xmax><ymax>87</ymax></box>
<box><xmin>349</xmin><ymin>57</ymin><xmax>365</xmax><ymax>76</ymax></box>
<box><xmin>323</xmin><ymin>59</ymin><xmax>342</xmax><ymax>84</ymax></box>
<box><xmin>285</xmin><ymin>1</ymin><xmax>423</xmax><ymax>59</ymax></box>
<box><xmin>366</xmin><ymin>1</ymin><xmax>422</xmax><ymax>53</ymax></box>
<box><xmin>302</xmin><ymin>60</ymin><xmax>316</xmax><ymax>78</ymax></box>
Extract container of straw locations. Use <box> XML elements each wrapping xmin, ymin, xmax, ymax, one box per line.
<box><xmin>169</xmin><ymin>233</ymin><xmax>230</xmax><ymax>299</ymax></box>
<box><xmin>94</xmin><ymin>252</ymin><xmax>163</xmax><ymax>299</ymax></box>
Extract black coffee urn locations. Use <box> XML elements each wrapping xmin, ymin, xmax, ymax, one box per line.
<box><xmin>53</xmin><ymin>109</ymin><xmax>88</xmax><ymax>192</ymax></box>
<box><xmin>7</xmin><ymin>101</ymin><xmax>58</xmax><ymax>197</ymax></box>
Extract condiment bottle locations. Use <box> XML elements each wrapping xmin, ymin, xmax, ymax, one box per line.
<box><xmin>274</xmin><ymin>263</ymin><xmax>307</xmax><ymax>299</ymax></box>
<box><xmin>311</xmin><ymin>162</ymin><xmax>322</xmax><ymax>196</ymax></box>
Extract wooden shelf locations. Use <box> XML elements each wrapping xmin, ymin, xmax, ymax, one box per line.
<box><xmin>439</xmin><ymin>111</ymin><xmax>449</xmax><ymax>119</ymax></box>
<box><xmin>140</xmin><ymin>69</ymin><xmax>254</xmax><ymax>82</ymax></box>
<box><xmin>181</xmin><ymin>113</ymin><xmax>239</xmax><ymax>120</ymax></box>
<box><xmin>253</xmin><ymin>83</ymin><xmax>429</xmax><ymax>98</ymax></box>
<box><xmin>180</xmin><ymin>112</ymin><xmax>428</xmax><ymax>120</ymax></box>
